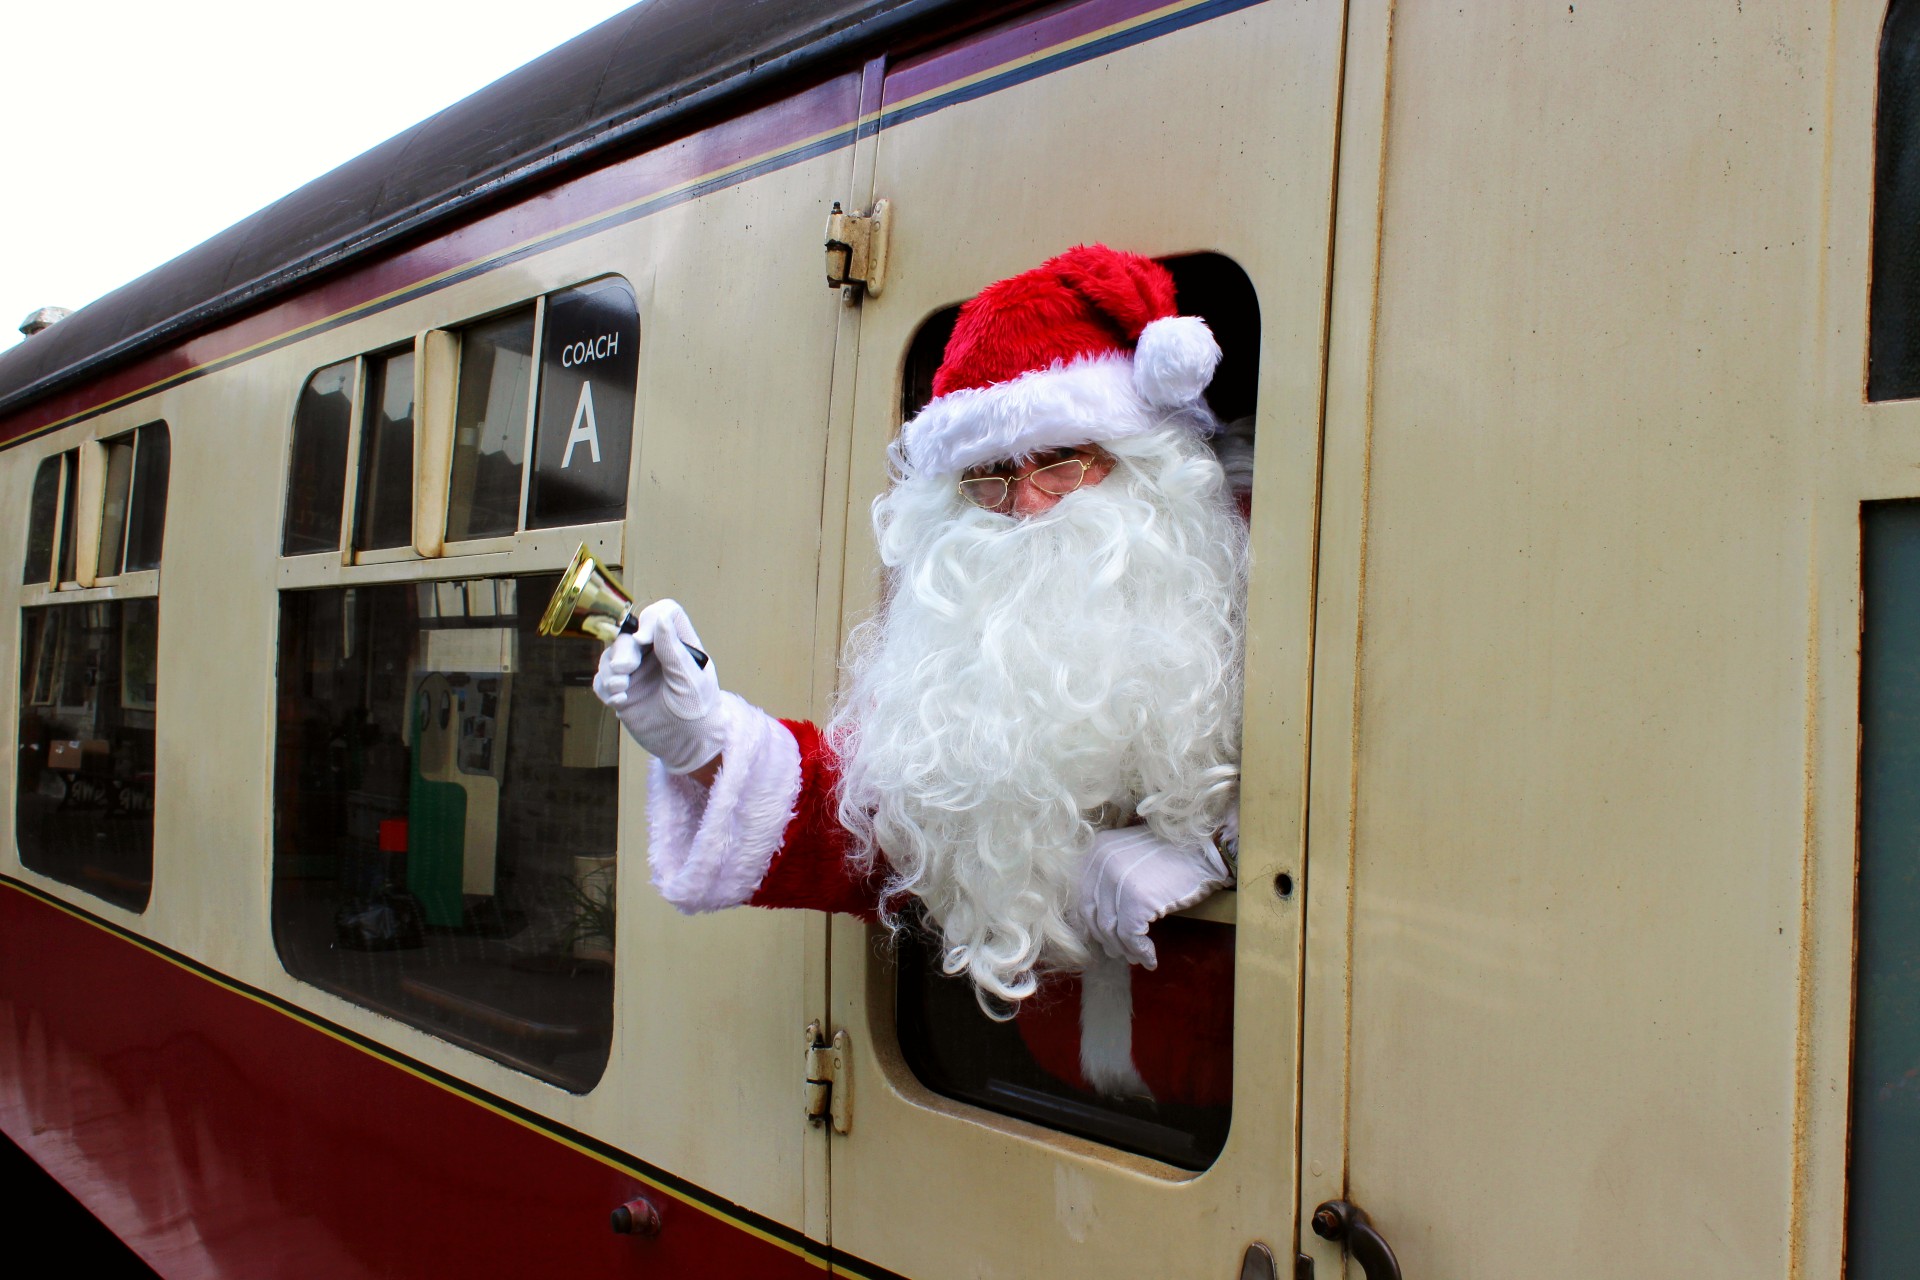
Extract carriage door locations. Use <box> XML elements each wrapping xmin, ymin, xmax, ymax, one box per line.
<box><xmin>823</xmin><ymin>2</ymin><xmax>1345</xmax><ymax>1275</ymax></box>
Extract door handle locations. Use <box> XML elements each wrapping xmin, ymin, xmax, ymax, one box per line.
<box><xmin>1310</xmin><ymin>1200</ymin><xmax>1401</xmax><ymax>1280</ymax></box>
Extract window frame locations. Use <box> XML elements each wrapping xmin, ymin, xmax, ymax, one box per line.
<box><xmin>20</xmin><ymin>426</ymin><xmax>169</xmax><ymax>608</ymax></box>
<box><xmin>277</xmin><ymin>275</ymin><xmax>635</xmax><ymax>580</ymax></box>
<box><xmin>346</xmin><ymin>348</ymin><xmax>415</xmax><ymax>565</ymax></box>
<box><xmin>90</xmin><ymin>423</ymin><xmax>169</xmax><ymax>589</ymax></box>
<box><xmin>874</xmin><ymin>252</ymin><xmax>1260</xmax><ymax>1171</ymax></box>
<box><xmin>265</xmin><ymin>276</ymin><xmax>640</xmax><ymax>1086</ymax></box>
<box><xmin>266</xmin><ymin>564</ymin><xmax>624</xmax><ymax>1091</ymax></box>
<box><xmin>438</xmin><ymin>296</ymin><xmax>548</xmax><ymax>558</ymax></box>
<box><xmin>15</xmin><ymin>420</ymin><xmax>171</xmax><ymax>916</ymax></box>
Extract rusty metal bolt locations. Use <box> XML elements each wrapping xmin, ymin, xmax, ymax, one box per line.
<box><xmin>610</xmin><ymin>1195</ymin><xmax>662</xmax><ymax>1237</ymax></box>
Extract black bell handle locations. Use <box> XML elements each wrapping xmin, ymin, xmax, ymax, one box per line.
<box><xmin>1311</xmin><ymin>1199</ymin><xmax>1402</xmax><ymax>1280</ymax></box>
<box><xmin>634</xmin><ymin>639</ymin><xmax>709</xmax><ymax>670</ymax></box>
<box><xmin>616</xmin><ymin>607</ymin><xmax>709</xmax><ymax>670</ymax></box>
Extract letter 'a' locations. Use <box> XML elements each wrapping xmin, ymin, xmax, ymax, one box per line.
<box><xmin>561</xmin><ymin>381</ymin><xmax>602</xmax><ymax>468</ymax></box>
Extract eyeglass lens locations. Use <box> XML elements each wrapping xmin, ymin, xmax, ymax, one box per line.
<box><xmin>957</xmin><ymin>457</ymin><xmax>1089</xmax><ymax>510</ymax></box>
<box><xmin>1027</xmin><ymin>458</ymin><xmax>1088</xmax><ymax>495</ymax></box>
<box><xmin>959</xmin><ymin>477</ymin><xmax>1011</xmax><ymax>508</ymax></box>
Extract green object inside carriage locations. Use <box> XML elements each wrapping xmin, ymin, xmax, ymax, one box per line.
<box><xmin>269</xmin><ymin>574</ymin><xmax>619</xmax><ymax>1092</ymax></box>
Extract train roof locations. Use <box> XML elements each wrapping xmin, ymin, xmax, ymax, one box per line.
<box><xmin>0</xmin><ymin>0</ymin><xmax>977</xmax><ymax>419</ymax></box>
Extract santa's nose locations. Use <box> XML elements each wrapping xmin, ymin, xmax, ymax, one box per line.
<box><xmin>1008</xmin><ymin>475</ymin><xmax>1064</xmax><ymax>517</ymax></box>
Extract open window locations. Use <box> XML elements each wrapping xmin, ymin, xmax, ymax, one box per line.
<box><xmin>887</xmin><ymin>254</ymin><xmax>1260</xmax><ymax>1170</ymax></box>
<box><xmin>15</xmin><ymin>422</ymin><xmax>171</xmax><ymax>912</ymax></box>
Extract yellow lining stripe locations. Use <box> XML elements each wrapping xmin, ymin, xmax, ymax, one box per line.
<box><xmin>0</xmin><ymin>876</ymin><xmax>831</xmax><ymax>1269</ymax></box>
<box><xmin>876</xmin><ymin>0</ymin><xmax>1205</xmax><ymax>117</ymax></box>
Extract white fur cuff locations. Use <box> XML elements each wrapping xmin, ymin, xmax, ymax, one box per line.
<box><xmin>1080</xmin><ymin>949</ymin><xmax>1150</xmax><ymax>1099</ymax></box>
<box><xmin>645</xmin><ymin>692</ymin><xmax>803</xmax><ymax>913</ymax></box>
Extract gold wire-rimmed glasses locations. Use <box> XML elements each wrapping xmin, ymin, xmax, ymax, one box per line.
<box><xmin>957</xmin><ymin>450</ymin><xmax>1102</xmax><ymax>512</ymax></box>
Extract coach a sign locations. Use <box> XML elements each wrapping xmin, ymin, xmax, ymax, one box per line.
<box><xmin>528</xmin><ymin>276</ymin><xmax>639</xmax><ymax>528</ymax></box>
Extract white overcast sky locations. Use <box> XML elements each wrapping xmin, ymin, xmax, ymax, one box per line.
<box><xmin>1</xmin><ymin>0</ymin><xmax>644</xmax><ymax>356</ymax></box>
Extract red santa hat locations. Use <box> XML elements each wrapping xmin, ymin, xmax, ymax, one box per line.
<box><xmin>898</xmin><ymin>244</ymin><xmax>1223</xmax><ymax>476</ymax></box>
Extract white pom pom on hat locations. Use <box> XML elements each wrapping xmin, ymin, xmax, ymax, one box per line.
<box><xmin>898</xmin><ymin>245</ymin><xmax>1222</xmax><ymax>477</ymax></box>
<box><xmin>1132</xmin><ymin>314</ymin><xmax>1221</xmax><ymax>410</ymax></box>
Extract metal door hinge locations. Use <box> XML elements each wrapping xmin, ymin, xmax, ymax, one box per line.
<box><xmin>803</xmin><ymin>1020</ymin><xmax>852</xmax><ymax>1134</ymax></box>
<box><xmin>824</xmin><ymin>199</ymin><xmax>891</xmax><ymax>300</ymax></box>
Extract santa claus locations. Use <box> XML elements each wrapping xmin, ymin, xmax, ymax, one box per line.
<box><xmin>595</xmin><ymin>245</ymin><xmax>1246</xmax><ymax>1105</ymax></box>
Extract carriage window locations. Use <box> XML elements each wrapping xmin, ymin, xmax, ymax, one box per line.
<box><xmin>15</xmin><ymin>599</ymin><xmax>159</xmax><ymax>912</ymax></box>
<box><xmin>1854</xmin><ymin>500</ymin><xmax>1920</xmax><ymax>1269</ymax></box>
<box><xmin>355</xmin><ymin>346</ymin><xmax>416</xmax><ymax>552</ymax></box>
<box><xmin>95</xmin><ymin>422</ymin><xmax>171</xmax><ymax>578</ymax></box>
<box><xmin>17</xmin><ymin>423</ymin><xmax>169</xmax><ymax>910</ymax></box>
<box><xmin>282</xmin><ymin>277</ymin><xmax>635</xmax><ymax>561</ymax></box>
<box><xmin>270</xmin><ymin>573</ymin><xmax>619</xmax><ymax>1091</ymax></box>
<box><xmin>124</xmin><ymin>421</ymin><xmax>171</xmax><ymax>572</ymax></box>
<box><xmin>283</xmin><ymin>360</ymin><xmax>355</xmax><ymax>555</ymax></box>
<box><xmin>56</xmin><ymin>449</ymin><xmax>79</xmax><ymax>585</ymax></box>
<box><xmin>21</xmin><ymin>454</ymin><xmax>62</xmax><ymax>586</ymax></box>
<box><xmin>447</xmin><ymin>306</ymin><xmax>536</xmax><ymax>543</ymax></box>
<box><xmin>97</xmin><ymin>435</ymin><xmax>135</xmax><ymax>579</ymax></box>
<box><xmin>890</xmin><ymin>253</ymin><xmax>1257</xmax><ymax>1170</ymax></box>
<box><xmin>526</xmin><ymin>277</ymin><xmax>638</xmax><ymax>529</ymax></box>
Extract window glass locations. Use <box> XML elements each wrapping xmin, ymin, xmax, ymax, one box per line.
<box><xmin>283</xmin><ymin>360</ymin><xmax>356</xmax><ymax>555</ymax></box>
<box><xmin>897</xmin><ymin>918</ymin><xmax>1233</xmax><ymax>1169</ymax></box>
<box><xmin>124</xmin><ymin>422</ymin><xmax>171</xmax><ymax>573</ymax></box>
<box><xmin>57</xmin><ymin>453</ymin><xmax>78</xmax><ymax>584</ymax></box>
<box><xmin>447</xmin><ymin>307</ymin><xmax>536</xmax><ymax>542</ymax></box>
<box><xmin>888</xmin><ymin>254</ymin><xmax>1258</xmax><ymax>1170</ymax></box>
<box><xmin>96</xmin><ymin>434</ymin><xmax>136</xmax><ymax>579</ymax></box>
<box><xmin>15</xmin><ymin>599</ymin><xmax>158</xmax><ymax>912</ymax></box>
<box><xmin>1852</xmin><ymin>500</ymin><xmax>1920</xmax><ymax>1268</ymax></box>
<box><xmin>527</xmin><ymin>278</ymin><xmax>638</xmax><ymax>529</ymax></box>
<box><xmin>355</xmin><ymin>347</ymin><xmax>416</xmax><ymax>552</ymax></box>
<box><xmin>22</xmin><ymin>455</ymin><xmax>60</xmax><ymax>586</ymax></box>
<box><xmin>271</xmin><ymin>573</ymin><xmax>618</xmax><ymax>1090</ymax></box>
<box><xmin>1877</xmin><ymin>1</ymin><xmax>1920</xmax><ymax>400</ymax></box>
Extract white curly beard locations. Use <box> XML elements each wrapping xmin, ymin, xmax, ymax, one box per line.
<box><xmin>828</xmin><ymin>425</ymin><xmax>1248</xmax><ymax>1012</ymax></box>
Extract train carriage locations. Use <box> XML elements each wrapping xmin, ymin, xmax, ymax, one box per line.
<box><xmin>4</xmin><ymin>0</ymin><xmax>1919</xmax><ymax>1276</ymax></box>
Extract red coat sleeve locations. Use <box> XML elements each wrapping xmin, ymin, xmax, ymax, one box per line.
<box><xmin>746</xmin><ymin>719</ymin><xmax>889</xmax><ymax>920</ymax></box>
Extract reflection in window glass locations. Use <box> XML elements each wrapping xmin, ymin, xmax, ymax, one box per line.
<box><xmin>284</xmin><ymin>361</ymin><xmax>355</xmax><ymax>555</ymax></box>
<box><xmin>447</xmin><ymin>307</ymin><xmax>535</xmax><ymax>543</ymax></box>
<box><xmin>898</xmin><ymin>917</ymin><xmax>1233</xmax><ymax>1170</ymax></box>
<box><xmin>356</xmin><ymin>348</ymin><xmax>416</xmax><ymax>552</ymax></box>
<box><xmin>15</xmin><ymin>600</ymin><xmax>157</xmax><ymax>912</ymax></box>
<box><xmin>1853</xmin><ymin>501</ymin><xmax>1920</xmax><ymax>1269</ymax></box>
<box><xmin>57</xmin><ymin>452</ymin><xmax>77</xmax><ymax>584</ymax></box>
<box><xmin>271</xmin><ymin>574</ymin><xmax>618</xmax><ymax>1090</ymax></box>
<box><xmin>96</xmin><ymin>434</ymin><xmax>136</xmax><ymax>579</ymax></box>
<box><xmin>1876</xmin><ymin>1</ymin><xmax>1920</xmax><ymax>400</ymax></box>
<box><xmin>125</xmin><ymin>422</ymin><xmax>171</xmax><ymax>573</ymax></box>
<box><xmin>528</xmin><ymin>278</ymin><xmax>638</xmax><ymax>529</ymax></box>
<box><xmin>22</xmin><ymin>455</ymin><xmax>60</xmax><ymax>586</ymax></box>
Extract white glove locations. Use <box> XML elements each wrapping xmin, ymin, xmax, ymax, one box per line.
<box><xmin>591</xmin><ymin>599</ymin><xmax>725</xmax><ymax>774</ymax></box>
<box><xmin>1078</xmin><ymin>826</ymin><xmax>1234</xmax><ymax>969</ymax></box>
